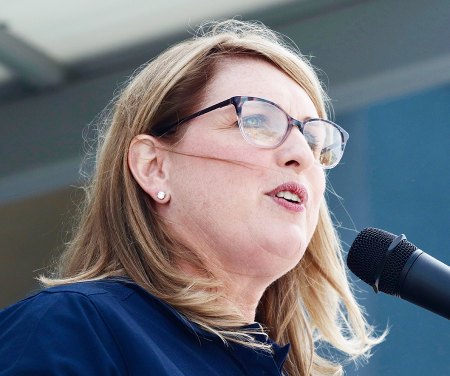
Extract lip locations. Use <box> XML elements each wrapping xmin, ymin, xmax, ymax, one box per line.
<box><xmin>266</xmin><ymin>182</ymin><xmax>308</xmax><ymax>213</ymax></box>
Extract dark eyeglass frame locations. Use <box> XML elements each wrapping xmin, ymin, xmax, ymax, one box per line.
<box><xmin>153</xmin><ymin>96</ymin><xmax>349</xmax><ymax>168</ymax></box>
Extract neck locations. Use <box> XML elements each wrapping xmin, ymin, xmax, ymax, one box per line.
<box><xmin>223</xmin><ymin>272</ymin><xmax>277</xmax><ymax>323</ymax></box>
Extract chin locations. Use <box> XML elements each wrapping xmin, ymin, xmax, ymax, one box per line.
<box><xmin>263</xmin><ymin>254</ymin><xmax>304</xmax><ymax>282</ymax></box>
<box><xmin>276</xmin><ymin>231</ymin><xmax>307</xmax><ymax>258</ymax></box>
<box><xmin>261</xmin><ymin>239</ymin><xmax>307</xmax><ymax>275</ymax></box>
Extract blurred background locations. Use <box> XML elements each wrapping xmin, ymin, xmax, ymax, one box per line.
<box><xmin>1</xmin><ymin>0</ymin><xmax>449</xmax><ymax>374</ymax></box>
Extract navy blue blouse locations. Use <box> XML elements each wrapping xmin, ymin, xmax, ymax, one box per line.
<box><xmin>0</xmin><ymin>279</ymin><xmax>289</xmax><ymax>375</ymax></box>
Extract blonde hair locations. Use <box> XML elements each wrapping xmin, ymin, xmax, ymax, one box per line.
<box><xmin>42</xmin><ymin>20</ymin><xmax>383</xmax><ymax>376</ymax></box>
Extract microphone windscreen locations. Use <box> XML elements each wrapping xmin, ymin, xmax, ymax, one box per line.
<box><xmin>347</xmin><ymin>228</ymin><xmax>418</xmax><ymax>295</ymax></box>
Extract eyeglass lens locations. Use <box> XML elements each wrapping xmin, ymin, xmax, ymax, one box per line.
<box><xmin>239</xmin><ymin>100</ymin><xmax>343</xmax><ymax>168</ymax></box>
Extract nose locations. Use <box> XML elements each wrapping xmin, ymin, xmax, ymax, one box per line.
<box><xmin>275</xmin><ymin>126</ymin><xmax>316</xmax><ymax>172</ymax></box>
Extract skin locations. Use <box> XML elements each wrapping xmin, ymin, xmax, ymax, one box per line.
<box><xmin>129</xmin><ymin>56</ymin><xmax>326</xmax><ymax>322</ymax></box>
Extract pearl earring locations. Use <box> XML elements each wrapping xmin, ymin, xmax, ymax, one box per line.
<box><xmin>157</xmin><ymin>191</ymin><xmax>166</xmax><ymax>200</ymax></box>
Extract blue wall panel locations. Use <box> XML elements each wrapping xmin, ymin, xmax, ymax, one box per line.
<box><xmin>330</xmin><ymin>84</ymin><xmax>450</xmax><ymax>375</ymax></box>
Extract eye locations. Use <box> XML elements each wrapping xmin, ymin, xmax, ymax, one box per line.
<box><xmin>304</xmin><ymin>133</ymin><xmax>323</xmax><ymax>157</ymax></box>
<box><xmin>303</xmin><ymin>121</ymin><xmax>329</xmax><ymax>157</ymax></box>
<box><xmin>241</xmin><ymin>114</ymin><xmax>269</xmax><ymax>128</ymax></box>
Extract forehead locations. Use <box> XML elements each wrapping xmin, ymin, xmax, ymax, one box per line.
<box><xmin>203</xmin><ymin>56</ymin><xmax>318</xmax><ymax>119</ymax></box>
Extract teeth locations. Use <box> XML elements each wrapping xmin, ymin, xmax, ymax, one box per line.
<box><xmin>276</xmin><ymin>191</ymin><xmax>301</xmax><ymax>202</ymax></box>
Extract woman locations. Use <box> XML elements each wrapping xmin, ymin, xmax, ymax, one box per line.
<box><xmin>0</xmin><ymin>20</ymin><xmax>382</xmax><ymax>375</ymax></box>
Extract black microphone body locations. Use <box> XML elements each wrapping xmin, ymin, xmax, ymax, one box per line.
<box><xmin>347</xmin><ymin>228</ymin><xmax>450</xmax><ymax>320</ymax></box>
<box><xmin>399</xmin><ymin>250</ymin><xmax>450</xmax><ymax>319</ymax></box>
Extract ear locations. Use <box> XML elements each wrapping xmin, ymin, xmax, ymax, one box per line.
<box><xmin>128</xmin><ymin>134</ymin><xmax>170</xmax><ymax>203</ymax></box>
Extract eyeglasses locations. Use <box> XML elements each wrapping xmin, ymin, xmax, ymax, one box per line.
<box><xmin>154</xmin><ymin>96</ymin><xmax>349</xmax><ymax>169</ymax></box>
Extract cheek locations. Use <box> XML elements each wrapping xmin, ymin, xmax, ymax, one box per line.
<box><xmin>166</xmin><ymin>139</ymin><xmax>264</xmax><ymax>224</ymax></box>
<box><xmin>170</xmin><ymin>130</ymin><xmax>261</xmax><ymax>199</ymax></box>
<box><xmin>167</xmin><ymin>150</ymin><xmax>252</xmax><ymax>221</ymax></box>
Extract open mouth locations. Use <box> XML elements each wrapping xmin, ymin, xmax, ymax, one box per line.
<box><xmin>267</xmin><ymin>182</ymin><xmax>308</xmax><ymax>212</ymax></box>
<box><xmin>275</xmin><ymin>191</ymin><xmax>302</xmax><ymax>203</ymax></box>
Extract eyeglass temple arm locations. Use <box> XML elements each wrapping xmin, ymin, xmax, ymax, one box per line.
<box><xmin>163</xmin><ymin>98</ymin><xmax>234</xmax><ymax>130</ymax></box>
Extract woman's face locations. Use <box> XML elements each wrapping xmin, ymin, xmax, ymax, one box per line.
<box><xmin>161</xmin><ymin>57</ymin><xmax>326</xmax><ymax>282</ymax></box>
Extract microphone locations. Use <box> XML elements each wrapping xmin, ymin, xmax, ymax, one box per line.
<box><xmin>347</xmin><ymin>228</ymin><xmax>450</xmax><ymax>320</ymax></box>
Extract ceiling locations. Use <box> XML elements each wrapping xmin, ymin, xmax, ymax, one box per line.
<box><xmin>1</xmin><ymin>0</ymin><xmax>450</xmax><ymax>306</ymax></box>
<box><xmin>0</xmin><ymin>0</ymin><xmax>291</xmax><ymax>88</ymax></box>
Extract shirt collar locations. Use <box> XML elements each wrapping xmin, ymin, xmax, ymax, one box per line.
<box><xmin>119</xmin><ymin>277</ymin><xmax>291</xmax><ymax>368</ymax></box>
